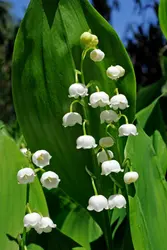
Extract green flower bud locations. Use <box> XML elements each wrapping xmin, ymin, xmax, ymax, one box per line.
<box><xmin>80</xmin><ymin>32</ymin><xmax>99</xmax><ymax>48</ymax></box>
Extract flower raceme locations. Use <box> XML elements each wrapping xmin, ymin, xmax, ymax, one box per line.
<box><xmin>76</xmin><ymin>135</ymin><xmax>97</xmax><ymax>149</ymax></box>
<box><xmin>110</xmin><ymin>94</ymin><xmax>129</xmax><ymax>110</ymax></box>
<box><xmin>32</xmin><ymin>150</ymin><xmax>52</xmax><ymax>168</ymax></box>
<box><xmin>124</xmin><ymin>171</ymin><xmax>139</xmax><ymax>184</ymax></box>
<box><xmin>87</xmin><ymin>195</ymin><xmax>108</xmax><ymax>212</ymax></box>
<box><xmin>90</xmin><ymin>49</ymin><xmax>105</xmax><ymax>62</ymax></box>
<box><xmin>68</xmin><ymin>83</ymin><xmax>88</xmax><ymax>98</ymax></box>
<box><xmin>89</xmin><ymin>91</ymin><xmax>110</xmax><ymax>108</ymax></box>
<box><xmin>100</xmin><ymin>110</ymin><xmax>119</xmax><ymax>124</ymax></box>
<box><xmin>62</xmin><ymin>112</ymin><xmax>82</xmax><ymax>127</ymax></box>
<box><xmin>40</xmin><ymin>171</ymin><xmax>60</xmax><ymax>190</ymax></box>
<box><xmin>106</xmin><ymin>65</ymin><xmax>125</xmax><ymax>80</ymax></box>
<box><xmin>101</xmin><ymin>160</ymin><xmax>124</xmax><ymax>176</ymax></box>
<box><xmin>119</xmin><ymin>124</ymin><xmax>138</xmax><ymax>137</ymax></box>
<box><xmin>17</xmin><ymin>168</ymin><xmax>35</xmax><ymax>184</ymax></box>
<box><xmin>97</xmin><ymin>150</ymin><xmax>114</xmax><ymax>164</ymax></box>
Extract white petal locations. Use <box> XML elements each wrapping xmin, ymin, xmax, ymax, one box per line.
<box><xmin>17</xmin><ymin>168</ymin><xmax>35</xmax><ymax>184</ymax></box>
<box><xmin>90</xmin><ymin>49</ymin><xmax>105</xmax><ymax>62</ymax></box>
<box><xmin>119</xmin><ymin>124</ymin><xmax>138</xmax><ymax>137</ymax></box>
<box><xmin>87</xmin><ymin>195</ymin><xmax>108</xmax><ymax>212</ymax></box>
<box><xmin>124</xmin><ymin>171</ymin><xmax>139</xmax><ymax>184</ymax></box>
<box><xmin>108</xmin><ymin>194</ymin><xmax>126</xmax><ymax>209</ymax></box>
<box><xmin>97</xmin><ymin>150</ymin><xmax>114</xmax><ymax>164</ymax></box>
<box><xmin>62</xmin><ymin>112</ymin><xmax>82</xmax><ymax>127</ymax></box>
<box><xmin>100</xmin><ymin>110</ymin><xmax>119</xmax><ymax>124</ymax></box>
<box><xmin>89</xmin><ymin>92</ymin><xmax>110</xmax><ymax>108</ymax></box>
<box><xmin>101</xmin><ymin>160</ymin><xmax>124</xmax><ymax>176</ymax></box>
<box><xmin>32</xmin><ymin>150</ymin><xmax>52</xmax><ymax>168</ymax></box>
<box><xmin>99</xmin><ymin>137</ymin><xmax>114</xmax><ymax>148</ymax></box>
<box><xmin>40</xmin><ymin>171</ymin><xmax>60</xmax><ymax>190</ymax></box>
<box><xmin>76</xmin><ymin>135</ymin><xmax>97</xmax><ymax>149</ymax></box>
<box><xmin>110</xmin><ymin>94</ymin><xmax>129</xmax><ymax>110</ymax></box>
<box><xmin>68</xmin><ymin>83</ymin><xmax>88</xmax><ymax>98</ymax></box>
<box><xmin>24</xmin><ymin>213</ymin><xmax>41</xmax><ymax>228</ymax></box>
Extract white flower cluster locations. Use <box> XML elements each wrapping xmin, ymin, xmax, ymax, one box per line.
<box><xmin>23</xmin><ymin>213</ymin><xmax>56</xmax><ymax>234</ymax></box>
<box><xmin>62</xmin><ymin>31</ymin><xmax>139</xmax><ymax>213</ymax></box>
<box><xmin>18</xmin><ymin>149</ymin><xmax>60</xmax><ymax>190</ymax></box>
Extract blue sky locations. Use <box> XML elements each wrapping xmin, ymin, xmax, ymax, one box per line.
<box><xmin>9</xmin><ymin>0</ymin><xmax>157</xmax><ymax>41</ymax></box>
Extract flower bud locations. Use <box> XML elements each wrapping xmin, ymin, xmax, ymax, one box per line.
<box><xmin>108</xmin><ymin>194</ymin><xmax>126</xmax><ymax>209</ymax></box>
<box><xmin>62</xmin><ymin>112</ymin><xmax>82</xmax><ymax>127</ymax></box>
<box><xmin>35</xmin><ymin>217</ymin><xmax>56</xmax><ymax>234</ymax></box>
<box><xmin>97</xmin><ymin>150</ymin><xmax>114</xmax><ymax>164</ymax></box>
<box><xmin>20</xmin><ymin>148</ymin><xmax>28</xmax><ymax>155</ymax></box>
<box><xmin>87</xmin><ymin>195</ymin><xmax>108</xmax><ymax>212</ymax></box>
<box><xmin>17</xmin><ymin>168</ymin><xmax>35</xmax><ymax>184</ymax></box>
<box><xmin>89</xmin><ymin>91</ymin><xmax>110</xmax><ymax>108</ymax></box>
<box><xmin>32</xmin><ymin>150</ymin><xmax>52</xmax><ymax>168</ymax></box>
<box><xmin>100</xmin><ymin>110</ymin><xmax>119</xmax><ymax>124</ymax></box>
<box><xmin>106</xmin><ymin>65</ymin><xmax>125</xmax><ymax>80</ymax></box>
<box><xmin>101</xmin><ymin>160</ymin><xmax>124</xmax><ymax>176</ymax></box>
<box><xmin>119</xmin><ymin>124</ymin><xmax>138</xmax><ymax>137</ymax></box>
<box><xmin>110</xmin><ymin>94</ymin><xmax>129</xmax><ymax>110</ymax></box>
<box><xmin>40</xmin><ymin>171</ymin><xmax>60</xmax><ymax>190</ymax></box>
<box><xmin>68</xmin><ymin>83</ymin><xmax>88</xmax><ymax>99</ymax></box>
<box><xmin>76</xmin><ymin>135</ymin><xmax>97</xmax><ymax>149</ymax></box>
<box><xmin>124</xmin><ymin>171</ymin><xmax>139</xmax><ymax>184</ymax></box>
<box><xmin>24</xmin><ymin>213</ymin><xmax>41</xmax><ymax>228</ymax></box>
<box><xmin>99</xmin><ymin>137</ymin><xmax>114</xmax><ymax>148</ymax></box>
<box><xmin>80</xmin><ymin>32</ymin><xmax>98</xmax><ymax>48</ymax></box>
<box><xmin>90</xmin><ymin>49</ymin><xmax>105</xmax><ymax>62</ymax></box>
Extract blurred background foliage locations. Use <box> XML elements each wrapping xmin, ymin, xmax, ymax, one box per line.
<box><xmin>0</xmin><ymin>0</ymin><xmax>166</xmax><ymax>128</ymax></box>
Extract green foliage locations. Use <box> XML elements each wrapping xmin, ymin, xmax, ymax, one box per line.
<box><xmin>27</xmin><ymin>244</ymin><xmax>44</xmax><ymax>250</ymax></box>
<box><xmin>159</xmin><ymin>0</ymin><xmax>167</xmax><ymax>39</ymax></box>
<box><xmin>125</xmin><ymin>127</ymin><xmax>167</xmax><ymax>250</ymax></box>
<box><xmin>0</xmin><ymin>130</ymin><xmax>48</xmax><ymax>250</ymax></box>
<box><xmin>12</xmin><ymin>0</ymin><xmax>136</xmax><ymax>234</ymax></box>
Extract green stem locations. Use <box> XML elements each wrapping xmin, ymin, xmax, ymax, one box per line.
<box><xmin>82</xmin><ymin>120</ymin><xmax>87</xmax><ymax>135</ymax></box>
<box><xmin>115</xmin><ymin>88</ymin><xmax>119</xmax><ymax>95</ymax></box>
<box><xmin>70</xmin><ymin>100</ymin><xmax>82</xmax><ymax>112</ymax></box>
<box><xmin>109</xmin><ymin>174</ymin><xmax>123</xmax><ymax>189</ymax></box>
<box><xmin>96</xmin><ymin>86</ymin><xmax>100</xmax><ymax>92</ymax></box>
<box><xmin>74</xmin><ymin>69</ymin><xmax>81</xmax><ymax>83</ymax></box>
<box><xmin>21</xmin><ymin>184</ymin><xmax>30</xmax><ymax>250</ymax></box>
<box><xmin>91</xmin><ymin>177</ymin><xmax>98</xmax><ymax>195</ymax></box>
<box><xmin>120</xmin><ymin>114</ymin><xmax>129</xmax><ymax>124</ymax></box>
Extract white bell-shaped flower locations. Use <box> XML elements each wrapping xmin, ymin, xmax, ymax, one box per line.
<box><xmin>108</xmin><ymin>194</ymin><xmax>126</xmax><ymax>209</ymax></box>
<box><xmin>89</xmin><ymin>91</ymin><xmax>110</xmax><ymax>108</ymax></box>
<box><xmin>106</xmin><ymin>65</ymin><xmax>125</xmax><ymax>80</ymax></box>
<box><xmin>62</xmin><ymin>112</ymin><xmax>82</xmax><ymax>127</ymax></box>
<box><xmin>20</xmin><ymin>148</ymin><xmax>28</xmax><ymax>155</ymax></box>
<box><xmin>32</xmin><ymin>150</ymin><xmax>52</xmax><ymax>168</ymax></box>
<box><xmin>68</xmin><ymin>83</ymin><xmax>88</xmax><ymax>98</ymax></box>
<box><xmin>24</xmin><ymin>213</ymin><xmax>41</xmax><ymax>228</ymax></box>
<box><xmin>110</xmin><ymin>94</ymin><xmax>129</xmax><ymax>110</ymax></box>
<box><xmin>99</xmin><ymin>137</ymin><xmax>114</xmax><ymax>148</ymax></box>
<box><xmin>100</xmin><ymin>110</ymin><xmax>119</xmax><ymax>124</ymax></box>
<box><xmin>90</xmin><ymin>49</ymin><xmax>105</xmax><ymax>62</ymax></box>
<box><xmin>87</xmin><ymin>195</ymin><xmax>108</xmax><ymax>212</ymax></box>
<box><xmin>76</xmin><ymin>135</ymin><xmax>97</xmax><ymax>149</ymax></box>
<box><xmin>124</xmin><ymin>171</ymin><xmax>139</xmax><ymax>184</ymax></box>
<box><xmin>97</xmin><ymin>150</ymin><xmax>114</xmax><ymax>164</ymax></box>
<box><xmin>119</xmin><ymin>124</ymin><xmax>138</xmax><ymax>137</ymax></box>
<box><xmin>35</xmin><ymin>217</ymin><xmax>56</xmax><ymax>234</ymax></box>
<box><xmin>17</xmin><ymin>168</ymin><xmax>35</xmax><ymax>184</ymax></box>
<box><xmin>40</xmin><ymin>171</ymin><xmax>60</xmax><ymax>190</ymax></box>
<box><xmin>101</xmin><ymin>160</ymin><xmax>124</xmax><ymax>176</ymax></box>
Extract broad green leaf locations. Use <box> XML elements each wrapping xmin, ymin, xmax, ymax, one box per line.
<box><xmin>61</xmin><ymin>206</ymin><xmax>102</xmax><ymax>249</ymax></box>
<box><xmin>125</xmin><ymin>127</ymin><xmax>167</xmax><ymax>250</ymax></box>
<box><xmin>151</xmin><ymin>130</ymin><xmax>167</xmax><ymax>176</ymax></box>
<box><xmin>0</xmin><ymin>132</ymin><xmax>48</xmax><ymax>250</ymax></box>
<box><xmin>159</xmin><ymin>0</ymin><xmax>167</xmax><ymax>39</ymax></box>
<box><xmin>137</xmin><ymin>78</ymin><xmax>164</xmax><ymax>112</ymax></box>
<box><xmin>27</xmin><ymin>244</ymin><xmax>44</xmax><ymax>250</ymax></box>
